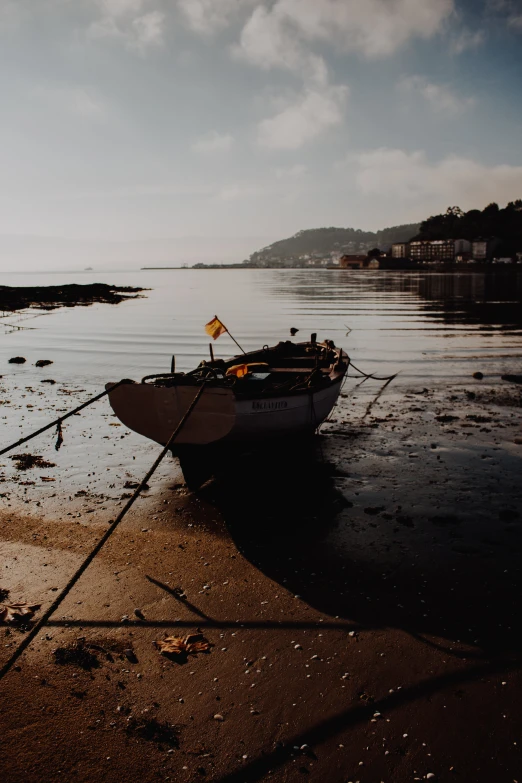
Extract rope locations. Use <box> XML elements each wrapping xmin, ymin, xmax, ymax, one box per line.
<box><xmin>0</xmin><ymin>380</ymin><xmax>131</xmax><ymax>457</ymax></box>
<box><xmin>0</xmin><ymin>381</ymin><xmax>207</xmax><ymax>684</ymax></box>
<box><xmin>347</xmin><ymin>361</ymin><xmax>398</xmax><ymax>383</ymax></box>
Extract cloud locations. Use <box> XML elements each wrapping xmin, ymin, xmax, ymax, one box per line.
<box><xmin>508</xmin><ymin>14</ymin><xmax>522</xmax><ymax>29</ymax></box>
<box><xmin>234</xmin><ymin>0</ymin><xmax>454</xmax><ymax>73</ymax></box>
<box><xmin>192</xmin><ymin>131</ymin><xmax>235</xmax><ymax>154</ymax></box>
<box><xmin>231</xmin><ymin>4</ymin><xmax>328</xmax><ymax>85</ymax></box>
<box><xmin>450</xmin><ymin>28</ymin><xmax>486</xmax><ymax>54</ymax></box>
<box><xmin>354</xmin><ymin>147</ymin><xmax>522</xmax><ymax>206</ymax></box>
<box><xmin>88</xmin><ymin>0</ymin><xmax>165</xmax><ymax>52</ymax></box>
<box><xmin>486</xmin><ymin>0</ymin><xmax>522</xmax><ymax>31</ymax></box>
<box><xmin>397</xmin><ymin>75</ymin><xmax>475</xmax><ymax>113</ymax></box>
<box><xmin>258</xmin><ymin>84</ymin><xmax>348</xmax><ymax>150</ymax></box>
<box><xmin>177</xmin><ymin>0</ymin><xmax>256</xmax><ymax>35</ymax></box>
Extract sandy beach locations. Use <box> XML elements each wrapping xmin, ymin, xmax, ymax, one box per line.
<box><xmin>1</xmin><ymin>372</ymin><xmax>521</xmax><ymax>783</ymax></box>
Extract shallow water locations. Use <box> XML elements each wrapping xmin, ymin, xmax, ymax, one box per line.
<box><xmin>1</xmin><ymin>268</ymin><xmax>521</xmax><ymax>386</ymax></box>
<box><xmin>1</xmin><ymin>268</ymin><xmax>521</xmax><ymax>508</ymax></box>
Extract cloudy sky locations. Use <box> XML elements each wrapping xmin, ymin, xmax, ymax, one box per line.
<box><xmin>1</xmin><ymin>0</ymin><xmax>522</xmax><ymax>267</ymax></box>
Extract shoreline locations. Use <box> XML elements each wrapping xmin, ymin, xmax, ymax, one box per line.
<box><xmin>1</xmin><ymin>375</ymin><xmax>521</xmax><ymax>782</ymax></box>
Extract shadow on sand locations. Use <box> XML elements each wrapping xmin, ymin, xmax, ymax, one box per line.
<box><xmin>197</xmin><ymin>434</ymin><xmax>522</xmax><ymax>661</ymax></box>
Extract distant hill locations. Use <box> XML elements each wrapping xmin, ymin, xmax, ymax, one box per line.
<box><xmin>247</xmin><ymin>223</ymin><xmax>420</xmax><ymax>266</ymax></box>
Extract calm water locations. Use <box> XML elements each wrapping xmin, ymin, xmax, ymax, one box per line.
<box><xmin>1</xmin><ymin>269</ymin><xmax>521</xmax><ymax>388</ymax></box>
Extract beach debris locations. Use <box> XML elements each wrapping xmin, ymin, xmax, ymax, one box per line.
<box><xmin>0</xmin><ymin>601</ymin><xmax>41</xmax><ymax>624</ymax></box>
<box><xmin>8</xmin><ymin>357</ymin><xmax>26</xmax><ymax>364</ymax></box>
<box><xmin>55</xmin><ymin>421</ymin><xmax>64</xmax><ymax>451</ymax></box>
<box><xmin>10</xmin><ymin>453</ymin><xmax>56</xmax><ymax>471</ymax></box>
<box><xmin>35</xmin><ymin>360</ymin><xmax>53</xmax><ymax>368</ymax></box>
<box><xmin>126</xmin><ymin>716</ymin><xmax>180</xmax><ymax>748</ymax></box>
<box><xmin>41</xmin><ymin>378</ymin><xmax>56</xmax><ymax>384</ymax></box>
<box><xmin>154</xmin><ymin>633</ymin><xmax>212</xmax><ymax>660</ymax></box>
<box><xmin>53</xmin><ymin>639</ymin><xmax>100</xmax><ymax>670</ymax></box>
<box><xmin>124</xmin><ymin>480</ymin><xmax>150</xmax><ymax>490</ymax></box>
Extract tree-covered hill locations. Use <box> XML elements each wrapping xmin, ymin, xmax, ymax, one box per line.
<box><xmin>415</xmin><ymin>201</ymin><xmax>522</xmax><ymax>256</ymax></box>
<box><xmin>247</xmin><ymin>223</ymin><xmax>419</xmax><ymax>264</ymax></box>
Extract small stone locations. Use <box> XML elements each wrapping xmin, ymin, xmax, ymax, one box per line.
<box><xmin>120</xmin><ymin>615</ymin><xmax>129</xmax><ymax>623</ymax></box>
<box><xmin>472</xmin><ymin>372</ymin><xmax>483</xmax><ymax>380</ymax></box>
<box><xmin>9</xmin><ymin>357</ymin><xmax>26</xmax><ymax>364</ymax></box>
<box><xmin>134</xmin><ymin>608</ymin><xmax>144</xmax><ymax>619</ymax></box>
<box><xmin>213</xmin><ymin>713</ymin><xmax>224</xmax><ymax>721</ymax></box>
<box><xmin>294</xmin><ymin>644</ymin><xmax>302</xmax><ymax>650</ymax></box>
<box><xmin>426</xmin><ymin>775</ymin><xmax>436</xmax><ymax>780</ymax></box>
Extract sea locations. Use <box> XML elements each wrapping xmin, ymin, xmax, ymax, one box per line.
<box><xmin>1</xmin><ymin>268</ymin><xmax>521</xmax><ymax>386</ymax></box>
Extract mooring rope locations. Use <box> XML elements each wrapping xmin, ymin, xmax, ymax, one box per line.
<box><xmin>0</xmin><ymin>381</ymin><xmax>207</xmax><ymax>684</ymax></box>
<box><xmin>0</xmin><ymin>380</ymin><xmax>132</xmax><ymax>457</ymax></box>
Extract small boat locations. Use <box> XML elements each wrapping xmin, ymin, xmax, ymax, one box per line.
<box><xmin>107</xmin><ymin>335</ymin><xmax>348</xmax><ymax>489</ymax></box>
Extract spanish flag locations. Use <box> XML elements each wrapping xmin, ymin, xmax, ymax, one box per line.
<box><xmin>205</xmin><ymin>315</ymin><xmax>227</xmax><ymax>341</ymax></box>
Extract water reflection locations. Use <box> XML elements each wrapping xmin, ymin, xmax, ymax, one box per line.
<box><xmin>266</xmin><ymin>270</ymin><xmax>522</xmax><ymax>329</ymax></box>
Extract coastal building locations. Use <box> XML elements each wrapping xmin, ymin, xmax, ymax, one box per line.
<box><xmin>454</xmin><ymin>238</ymin><xmax>472</xmax><ymax>263</ymax></box>
<box><xmin>472</xmin><ymin>240</ymin><xmax>488</xmax><ymax>260</ymax></box>
<box><xmin>409</xmin><ymin>239</ymin><xmax>455</xmax><ymax>263</ymax></box>
<box><xmin>391</xmin><ymin>242</ymin><xmax>409</xmax><ymax>259</ymax></box>
<box><xmin>471</xmin><ymin>238</ymin><xmax>501</xmax><ymax>261</ymax></box>
<box><xmin>339</xmin><ymin>254</ymin><xmax>368</xmax><ymax>269</ymax></box>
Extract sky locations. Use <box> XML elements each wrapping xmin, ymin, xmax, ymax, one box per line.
<box><xmin>1</xmin><ymin>0</ymin><xmax>522</xmax><ymax>268</ymax></box>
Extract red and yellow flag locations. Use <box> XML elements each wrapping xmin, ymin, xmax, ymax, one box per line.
<box><xmin>205</xmin><ymin>315</ymin><xmax>227</xmax><ymax>340</ymax></box>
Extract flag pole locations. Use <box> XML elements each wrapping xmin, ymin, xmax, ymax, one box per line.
<box><xmin>217</xmin><ymin>316</ymin><xmax>246</xmax><ymax>355</ymax></box>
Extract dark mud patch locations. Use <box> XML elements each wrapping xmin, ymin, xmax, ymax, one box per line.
<box><xmin>126</xmin><ymin>717</ymin><xmax>181</xmax><ymax>748</ymax></box>
<box><xmin>0</xmin><ymin>283</ymin><xmax>145</xmax><ymax>313</ymax></box>
<box><xmin>10</xmin><ymin>454</ymin><xmax>56</xmax><ymax>471</ymax></box>
<box><xmin>53</xmin><ymin>639</ymin><xmax>100</xmax><ymax>670</ymax></box>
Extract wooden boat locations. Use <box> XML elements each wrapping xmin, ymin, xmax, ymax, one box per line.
<box><xmin>106</xmin><ymin>335</ymin><xmax>348</xmax><ymax>489</ymax></box>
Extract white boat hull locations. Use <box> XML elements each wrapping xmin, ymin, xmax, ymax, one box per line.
<box><xmin>229</xmin><ymin>380</ymin><xmax>342</xmax><ymax>440</ymax></box>
<box><xmin>106</xmin><ymin>378</ymin><xmax>342</xmax><ymax>447</ymax></box>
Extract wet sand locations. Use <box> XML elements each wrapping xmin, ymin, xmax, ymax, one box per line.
<box><xmin>1</xmin><ymin>376</ymin><xmax>522</xmax><ymax>783</ymax></box>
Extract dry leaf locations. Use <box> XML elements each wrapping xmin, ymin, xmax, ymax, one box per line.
<box><xmin>0</xmin><ymin>602</ymin><xmax>41</xmax><ymax>624</ymax></box>
<box><xmin>154</xmin><ymin>633</ymin><xmax>211</xmax><ymax>657</ymax></box>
